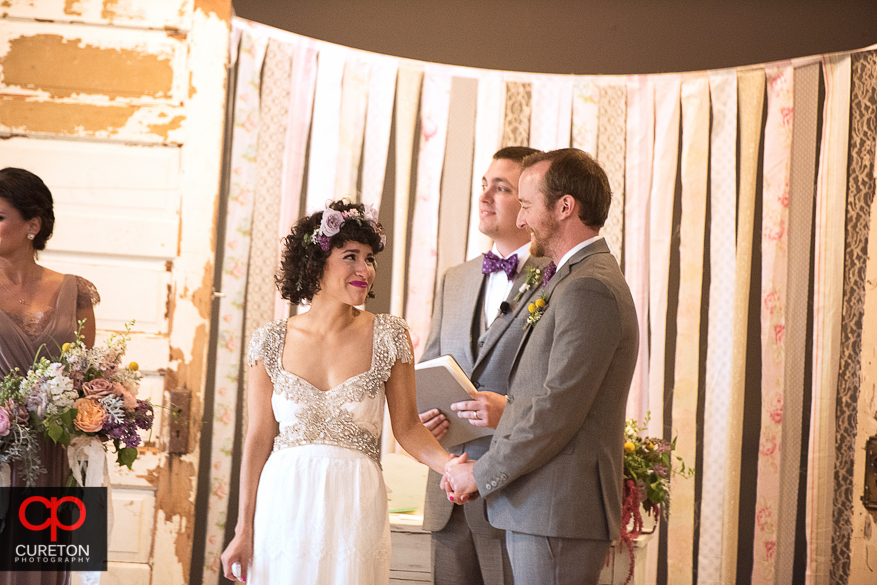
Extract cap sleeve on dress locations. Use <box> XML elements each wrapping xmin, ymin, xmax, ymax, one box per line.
<box><xmin>379</xmin><ymin>314</ymin><xmax>412</xmax><ymax>366</ymax></box>
<box><xmin>247</xmin><ymin>324</ymin><xmax>269</xmax><ymax>367</ymax></box>
<box><xmin>75</xmin><ymin>275</ymin><xmax>101</xmax><ymax>309</ymax></box>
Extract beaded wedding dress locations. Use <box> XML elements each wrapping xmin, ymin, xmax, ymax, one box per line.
<box><xmin>246</xmin><ymin>314</ymin><xmax>412</xmax><ymax>585</ymax></box>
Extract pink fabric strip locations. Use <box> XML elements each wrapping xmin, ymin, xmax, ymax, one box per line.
<box><xmin>751</xmin><ymin>63</ymin><xmax>794</xmax><ymax>585</ymax></box>
<box><xmin>698</xmin><ymin>67</ymin><xmax>737</xmax><ymax>585</ymax></box>
<box><xmin>806</xmin><ymin>54</ymin><xmax>850</xmax><ymax>585</ymax></box>
<box><xmin>405</xmin><ymin>67</ymin><xmax>452</xmax><ymax>359</ymax></box>
<box><xmin>645</xmin><ymin>74</ymin><xmax>680</xmax><ymax>435</ymax></box>
<box><xmin>201</xmin><ymin>29</ymin><xmax>267</xmax><ymax>581</ymax></box>
<box><xmin>722</xmin><ymin>67</ymin><xmax>765</xmax><ymax>585</ymax></box>
<box><xmin>335</xmin><ymin>55</ymin><xmax>372</xmax><ymax>200</ymax></box>
<box><xmin>360</xmin><ymin>56</ymin><xmax>398</xmax><ymax>212</ymax></box>
<box><xmin>597</xmin><ymin>84</ymin><xmax>626</xmax><ymax>265</ymax></box>
<box><xmin>305</xmin><ymin>46</ymin><xmax>345</xmax><ymax>213</ymax></box>
<box><xmin>530</xmin><ymin>76</ymin><xmax>573</xmax><ymax>150</ymax></box>
<box><xmin>275</xmin><ymin>38</ymin><xmax>317</xmax><ymax>319</ymax></box>
<box><xmin>666</xmin><ymin>74</ymin><xmax>709</xmax><ymax>585</ymax></box>
<box><xmin>466</xmin><ymin>72</ymin><xmax>504</xmax><ymax>260</ymax></box>
<box><xmin>623</xmin><ymin>75</ymin><xmax>654</xmax><ymax>428</ymax></box>
<box><xmin>572</xmin><ymin>79</ymin><xmax>600</xmax><ymax>156</ymax></box>
<box><xmin>774</xmin><ymin>60</ymin><xmax>818</xmax><ymax>585</ymax></box>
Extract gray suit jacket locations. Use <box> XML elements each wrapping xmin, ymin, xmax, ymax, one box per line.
<box><xmin>420</xmin><ymin>253</ymin><xmax>550</xmax><ymax>532</ymax></box>
<box><xmin>472</xmin><ymin>239</ymin><xmax>639</xmax><ymax>542</ymax></box>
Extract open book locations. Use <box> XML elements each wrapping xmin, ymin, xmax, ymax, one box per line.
<box><xmin>414</xmin><ymin>355</ymin><xmax>494</xmax><ymax>448</ymax></box>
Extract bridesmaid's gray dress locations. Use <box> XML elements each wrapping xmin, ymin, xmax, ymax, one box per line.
<box><xmin>0</xmin><ymin>274</ymin><xmax>99</xmax><ymax>585</ymax></box>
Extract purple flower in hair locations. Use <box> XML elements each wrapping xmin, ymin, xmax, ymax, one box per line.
<box><xmin>316</xmin><ymin>235</ymin><xmax>331</xmax><ymax>251</ymax></box>
<box><xmin>320</xmin><ymin>209</ymin><xmax>345</xmax><ymax>236</ymax></box>
<box><xmin>379</xmin><ymin>234</ymin><xmax>387</xmax><ymax>248</ymax></box>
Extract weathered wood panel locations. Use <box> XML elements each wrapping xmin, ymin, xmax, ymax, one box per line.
<box><xmin>2</xmin><ymin>0</ymin><xmax>194</xmax><ymax>31</ymax></box>
<box><xmin>0</xmin><ymin>21</ymin><xmax>189</xmax><ymax>102</ymax></box>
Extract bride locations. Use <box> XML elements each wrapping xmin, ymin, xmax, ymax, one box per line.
<box><xmin>220</xmin><ymin>201</ymin><xmax>452</xmax><ymax>584</ymax></box>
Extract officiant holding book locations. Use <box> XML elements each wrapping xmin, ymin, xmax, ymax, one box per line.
<box><xmin>418</xmin><ymin>147</ymin><xmax>548</xmax><ymax>585</ymax></box>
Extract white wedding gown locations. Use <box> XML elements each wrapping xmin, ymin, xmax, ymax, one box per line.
<box><xmin>246</xmin><ymin>314</ymin><xmax>412</xmax><ymax>585</ymax></box>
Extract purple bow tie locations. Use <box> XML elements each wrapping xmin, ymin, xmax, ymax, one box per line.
<box><xmin>482</xmin><ymin>251</ymin><xmax>518</xmax><ymax>279</ymax></box>
<box><xmin>542</xmin><ymin>262</ymin><xmax>557</xmax><ymax>287</ymax></box>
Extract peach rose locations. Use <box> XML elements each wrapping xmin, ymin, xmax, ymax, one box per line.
<box><xmin>113</xmin><ymin>385</ymin><xmax>138</xmax><ymax>409</ymax></box>
<box><xmin>83</xmin><ymin>378</ymin><xmax>116</xmax><ymax>398</ymax></box>
<box><xmin>73</xmin><ymin>398</ymin><xmax>107</xmax><ymax>433</ymax></box>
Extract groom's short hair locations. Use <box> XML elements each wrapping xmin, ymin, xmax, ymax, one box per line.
<box><xmin>521</xmin><ymin>148</ymin><xmax>611</xmax><ymax>229</ymax></box>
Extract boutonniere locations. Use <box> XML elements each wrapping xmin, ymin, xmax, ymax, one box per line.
<box><xmin>513</xmin><ymin>266</ymin><xmax>543</xmax><ymax>302</ymax></box>
<box><xmin>524</xmin><ymin>294</ymin><xmax>548</xmax><ymax>329</ymax></box>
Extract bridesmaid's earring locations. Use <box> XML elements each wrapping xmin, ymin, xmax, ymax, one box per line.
<box><xmin>27</xmin><ymin>234</ymin><xmax>35</xmax><ymax>240</ymax></box>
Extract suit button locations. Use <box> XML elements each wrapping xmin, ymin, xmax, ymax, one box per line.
<box><xmin>507</xmin><ymin>395</ymin><xmax>514</xmax><ymax>404</ymax></box>
<box><xmin>479</xmin><ymin>340</ymin><xmax>484</xmax><ymax>347</ymax></box>
<box><xmin>473</xmin><ymin>381</ymin><xmax>480</xmax><ymax>389</ymax></box>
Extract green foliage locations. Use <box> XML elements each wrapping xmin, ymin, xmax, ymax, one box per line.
<box><xmin>623</xmin><ymin>413</ymin><xmax>694</xmax><ymax>519</ymax></box>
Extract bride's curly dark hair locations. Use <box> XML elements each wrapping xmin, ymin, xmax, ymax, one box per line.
<box><xmin>276</xmin><ymin>200</ymin><xmax>385</xmax><ymax>305</ymax></box>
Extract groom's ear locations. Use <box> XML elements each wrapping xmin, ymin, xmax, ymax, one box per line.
<box><xmin>556</xmin><ymin>194</ymin><xmax>577</xmax><ymax>220</ymax></box>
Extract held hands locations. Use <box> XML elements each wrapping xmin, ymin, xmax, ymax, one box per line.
<box><xmin>441</xmin><ymin>452</ymin><xmax>479</xmax><ymax>504</ymax></box>
<box><xmin>450</xmin><ymin>391</ymin><xmax>507</xmax><ymax>429</ymax></box>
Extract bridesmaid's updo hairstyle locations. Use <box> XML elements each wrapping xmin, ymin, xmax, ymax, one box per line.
<box><xmin>277</xmin><ymin>200</ymin><xmax>386</xmax><ymax>305</ymax></box>
<box><xmin>0</xmin><ymin>168</ymin><xmax>55</xmax><ymax>251</ymax></box>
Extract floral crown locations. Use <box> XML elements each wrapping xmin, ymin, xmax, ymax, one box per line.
<box><xmin>302</xmin><ymin>205</ymin><xmax>387</xmax><ymax>252</ymax></box>
<box><xmin>302</xmin><ymin>204</ymin><xmax>386</xmax><ymax>252</ymax></box>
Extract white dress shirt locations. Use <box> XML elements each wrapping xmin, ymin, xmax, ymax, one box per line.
<box><xmin>555</xmin><ymin>235</ymin><xmax>604</xmax><ymax>273</ymax></box>
<box><xmin>483</xmin><ymin>242</ymin><xmax>532</xmax><ymax>327</ymax></box>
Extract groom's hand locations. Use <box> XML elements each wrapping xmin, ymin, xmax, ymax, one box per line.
<box><xmin>441</xmin><ymin>453</ymin><xmax>479</xmax><ymax>504</ymax></box>
<box><xmin>419</xmin><ymin>408</ymin><xmax>449</xmax><ymax>441</ymax></box>
<box><xmin>451</xmin><ymin>391</ymin><xmax>507</xmax><ymax>429</ymax></box>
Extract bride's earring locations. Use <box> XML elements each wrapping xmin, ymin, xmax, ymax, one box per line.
<box><xmin>27</xmin><ymin>234</ymin><xmax>35</xmax><ymax>240</ymax></box>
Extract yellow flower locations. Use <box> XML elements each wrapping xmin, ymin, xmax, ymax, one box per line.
<box><xmin>624</xmin><ymin>441</ymin><xmax>635</xmax><ymax>453</ymax></box>
<box><xmin>535</xmin><ymin>298</ymin><xmax>546</xmax><ymax>309</ymax></box>
<box><xmin>128</xmin><ymin>361</ymin><xmax>139</xmax><ymax>372</ymax></box>
<box><xmin>61</xmin><ymin>343</ymin><xmax>72</xmax><ymax>354</ymax></box>
<box><xmin>647</xmin><ymin>441</ymin><xmax>655</xmax><ymax>450</ymax></box>
<box><xmin>528</xmin><ymin>303</ymin><xmax>537</xmax><ymax>314</ymax></box>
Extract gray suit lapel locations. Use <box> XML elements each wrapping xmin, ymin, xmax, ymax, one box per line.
<box><xmin>457</xmin><ymin>260</ymin><xmax>486</xmax><ymax>370</ymax></box>
<box><xmin>473</xmin><ymin>256</ymin><xmax>546</xmax><ymax>372</ymax></box>
<box><xmin>507</xmin><ymin>239</ymin><xmax>612</xmax><ymax>383</ymax></box>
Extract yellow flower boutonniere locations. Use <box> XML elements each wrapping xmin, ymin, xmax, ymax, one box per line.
<box><xmin>514</xmin><ymin>266</ymin><xmax>543</xmax><ymax>302</ymax></box>
<box><xmin>524</xmin><ymin>294</ymin><xmax>548</xmax><ymax>329</ymax></box>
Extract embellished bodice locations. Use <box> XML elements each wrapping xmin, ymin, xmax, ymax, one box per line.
<box><xmin>247</xmin><ymin>314</ymin><xmax>412</xmax><ymax>464</ymax></box>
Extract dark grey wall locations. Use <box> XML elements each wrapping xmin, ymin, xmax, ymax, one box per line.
<box><xmin>232</xmin><ymin>0</ymin><xmax>877</xmax><ymax>75</ymax></box>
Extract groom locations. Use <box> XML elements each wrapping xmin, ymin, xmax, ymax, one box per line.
<box><xmin>418</xmin><ymin>146</ymin><xmax>548</xmax><ymax>585</ymax></box>
<box><xmin>443</xmin><ymin>148</ymin><xmax>639</xmax><ymax>585</ymax></box>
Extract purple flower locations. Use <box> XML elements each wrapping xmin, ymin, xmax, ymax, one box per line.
<box><xmin>379</xmin><ymin>234</ymin><xmax>387</xmax><ymax>248</ymax></box>
<box><xmin>320</xmin><ymin>209</ymin><xmax>345</xmax><ymax>236</ymax></box>
<box><xmin>653</xmin><ymin>463</ymin><xmax>668</xmax><ymax>478</ymax></box>
<box><xmin>316</xmin><ymin>235</ymin><xmax>331</xmax><ymax>251</ymax></box>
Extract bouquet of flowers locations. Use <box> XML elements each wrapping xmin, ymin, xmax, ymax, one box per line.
<box><xmin>618</xmin><ymin>414</ymin><xmax>692</xmax><ymax>584</ymax></box>
<box><xmin>0</xmin><ymin>322</ymin><xmax>154</xmax><ymax>487</ymax></box>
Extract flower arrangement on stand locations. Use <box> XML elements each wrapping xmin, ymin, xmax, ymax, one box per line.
<box><xmin>0</xmin><ymin>321</ymin><xmax>154</xmax><ymax>488</ymax></box>
<box><xmin>619</xmin><ymin>414</ymin><xmax>693</xmax><ymax>585</ymax></box>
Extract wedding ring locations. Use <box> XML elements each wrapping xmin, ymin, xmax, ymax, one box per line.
<box><xmin>232</xmin><ymin>561</ymin><xmax>242</xmax><ymax>581</ymax></box>
<box><xmin>473</xmin><ymin>412</ymin><xmax>480</xmax><ymax>420</ymax></box>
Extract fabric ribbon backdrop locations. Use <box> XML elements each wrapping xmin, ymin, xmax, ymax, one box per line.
<box><xmin>199</xmin><ymin>17</ymin><xmax>877</xmax><ymax>585</ymax></box>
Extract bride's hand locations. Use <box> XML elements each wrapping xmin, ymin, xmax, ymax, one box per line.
<box><xmin>221</xmin><ymin>531</ymin><xmax>253</xmax><ymax>582</ymax></box>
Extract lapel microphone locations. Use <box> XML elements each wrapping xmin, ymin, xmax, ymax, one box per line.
<box><xmin>498</xmin><ymin>301</ymin><xmax>511</xmax><ymax>315</ymax></box>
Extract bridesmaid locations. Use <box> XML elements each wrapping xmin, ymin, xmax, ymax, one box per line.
<box><xmin>0</xmin><ymin>167</ymin><xmax>100</xmax><ymax>585</ymax></box>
